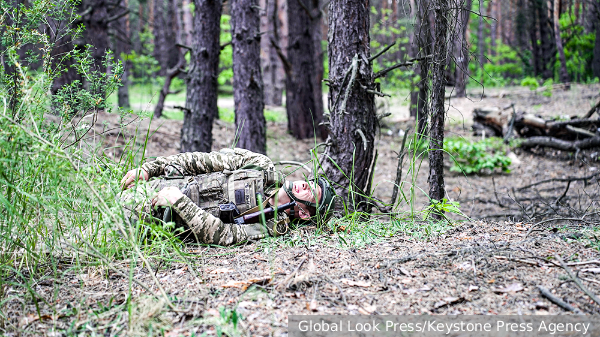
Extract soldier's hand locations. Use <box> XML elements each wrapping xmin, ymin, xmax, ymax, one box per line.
<box><xmin>120</xmin><ymin>168</ymin><xmax>149</xmax><ymax>190</ymax></box>
<box><xmin>152</xmin><ymin>187</ymin><xmax>184</xmax><ymax>207</ymax></box>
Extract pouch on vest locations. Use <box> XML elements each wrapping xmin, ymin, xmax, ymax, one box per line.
<box><xmin>156</xmin><ymin>169</ymin><xmax>281</xmax><ymax>224</ymax></box>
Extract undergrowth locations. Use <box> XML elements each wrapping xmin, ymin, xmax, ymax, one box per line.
<box><xmin>0</xmin><ymin>1</ymin><xmax>457</xmax><ymax>335</ymax></box>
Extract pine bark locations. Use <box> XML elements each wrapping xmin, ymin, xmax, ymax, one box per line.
<box><xmin>260</xmin><ymin>0</ymin><xmax>284</xmax><ymax>106</ymax></box>
<box><xmin>322</xmin><ymin>0</ymin><xmax>377</xmax><ymax>211</ymax></box>
<box><xmin>428</xmin><ymin>0</ymin><xmax>451</xmax><ymax>219</ymax></box>
<box><xmin>286</xmin><ymin>0</ymin><xmax>318</xmax><ymax>139</ymax></box>
<box><xmin>153</xmin><ymin>0</ymin><xmax>168</xmax><ymax>76</ymax></box>
<box><xmin>311</xmin><ymin>0</ymin><xmax>326</xmax><ymax>139</ymax></box>
<box><xmin>180</xmin><ymin>0</ymin><xmax>222</xmax><ymax>152</ymax></box>
<box><xmin>231</xmin><ymin>0</ymin><xmax>267</xmax><ymax>154</ymax></box>
<box><xmin>592</xmin><ymin>0</ymin><xmax>600</xmax><ymax>79</ymax></box>
<box><xmin>410</xmin><ymin>0</ymin><xmax>431</xmax><ymax>135</ymax></box>
<box><xmin>490</xmin><ymin>0</ymin><xmax>497</xmax><ymax>57</ymax></box>
<box><xmin>114</xmin><ymin>0</ymin><xmax>131</xmax><ymax>108</ymax></box>
<box><xmin>553</xmin><ymin>0</ymin><xmax>570</xmax><ymax>83</ymax></box>
<box><xmin>477</xmin><ymin>5</ymin><xmax>485</xmax><ymax>67</ymax></box>
<box><xmin>537</xmin><ymin>0</ymin><xmax>556</xmax><ymax>79</ymax></box>
<box><xmin>454</xmin><ymin>0</ymin><xmax>473</xmax><ymax>98</ymax></box>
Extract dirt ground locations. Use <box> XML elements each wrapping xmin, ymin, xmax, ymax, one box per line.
<box><xmin>4</xmin><ymin>84</ymin><xmax>600</xmax><ymax>336</ymax></box>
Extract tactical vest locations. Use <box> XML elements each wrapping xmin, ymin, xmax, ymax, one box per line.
<box><xmin>155</xmin><ymin>168</ymin><xmax>284</xmax><ymax>224</ymax></box>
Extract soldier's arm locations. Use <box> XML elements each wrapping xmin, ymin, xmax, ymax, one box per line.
<box><xmin>141</xmin><ymin>148</ymin><xmax>275</xmax><ymax>178</ymax></box>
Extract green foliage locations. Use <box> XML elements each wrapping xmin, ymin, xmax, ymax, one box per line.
<box><xmin>370</xmin><ymin>7</ymin><xmax>413</xmax><ymax>91</ymax></box>
<box><xmin>541</xmin><ymin>78</ymin><xmax>553</xmax><ymax>97</ymax></box>
<box><xmin>424</xmin><ymin>198</ymin><xmax>465</xmax><ymax>222</ymax></box>
<box><xmin>557</xmin><ymin>13</ymin><xmax>596</xmax><ymax>82</ymax></box>
<box><xmin>219</xmin><ymin>15</ymin><xmax>233</xmax><ymax>86</ymax></box>
<box><xmin>469</xmin><ymin>40</ymin><xmax>525</xmax><ymax>87</ymax></box>
<box><xmin>445</xmin><ymin>137</ymin><xmax>512</xmax><ymax>174</ymax></box>
<box><xmin>0</xmin><ymin>2</ymin><xmax>193</xmax><ymax>334</ymax></box>
<box><xmin>521</xmin><ymin>76</ymin><xmax>540</xmax><ymax>90</ymax></box>
<box><xmin>124</xmin><ymin>26</ymin><xmax>160</xmax><ymax>84</ymax></box>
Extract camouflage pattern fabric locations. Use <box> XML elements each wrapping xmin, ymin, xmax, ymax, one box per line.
<box><xmin>120</xmin><ymin>148</ymin><xmax>289</xmax><ymax>246</ymax></box>
<box><xmin>141</xmin><ymin>148</ymin><xmax>275</xmax><ymax>178</ymax></box>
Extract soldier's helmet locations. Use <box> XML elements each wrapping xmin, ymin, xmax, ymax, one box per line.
<box><xmin>283</xmin><ymin>177</ymin><xmax>336</xmax><ymax>222</ymax></box>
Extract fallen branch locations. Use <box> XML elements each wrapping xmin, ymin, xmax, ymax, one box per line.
<box><xmin>518</xmin><ymin>172</ymin><xmax>600</xmax><ymax>191</ymax></box>
<box><xmin>555</xmin><ymin>254</ymin><xmax>600</xmax><ymax>307</ymax></box>
<box><xmin>537</xmin><ymin>286</ymin><xmax>584</xmax><ymax>314</ymax></box>
<box><xmin>520</xmin><ymin>136</ymin><xmax>600</xmax><ymax>151</ymax></box>
<box><xmin>276</xmin><ymin>257</ymin><xmax>307</xmax><ymax>291</ymax></box>
<box><xmin>584</xmin><ymin>99</ymin><xmax>600</xmax><ymax>118</ymax></box>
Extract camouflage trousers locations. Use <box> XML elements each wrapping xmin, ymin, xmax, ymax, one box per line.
<box><xmin>119</xmin><ymin>180</ymin><xmax>287</xmax><ymax>246</ymax></box>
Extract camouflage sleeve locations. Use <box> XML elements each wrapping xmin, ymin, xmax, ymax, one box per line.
<box><xmin>171</xmin><ymin>195</ymin><xmax>289</xmax><ymax>246</ymax></box>
<box><xmin>141</xmin><ymin>148</ymin><xmax>275</xmax><ymax>178</ymax></box>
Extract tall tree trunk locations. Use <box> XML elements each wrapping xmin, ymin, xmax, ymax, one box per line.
<box><xmin>529</xmin><ymin>0</ymin><xmax>542</xmax><ymax>76</ymax></box>
<box><xmin>593</xmin><ymin>0</ymin><xmax>600</xmax><ymax>79</ymax></box>
<box><xmin>455</xmin><ymin>0</ymin><xmax>473</xmax><ymax>98</ymax></box>
<box><xmin>490</xmin><ymin>0</ymin><xmax>497</xmax><ymax>57</ymax></box>
<box><xmin>410</xmin><ymin>0</ymin><xmax>431</xmax><ymax>135</ymax></box>
<box><xmin>322</xmin><ymin>0</ymin><xmax>377</xmax><ymax>211</ymax></box>
<box><xmin>181</xmin><ymin>0</ymin><xmax>222</xmax><ymax>152</ymax></box>
<box><xmin>286</xmin><ymin>0</ymin><xmax>318</xmax><ymax>139</ymax></box>
<box><xmin>428</xmin><ymin>0</ymin><xmax>451</xmax><ymax>219</ymax></box>
<box><xmin>260</xmin><ymin>0</ymin><xmax>284</xmax><ymax>106</ymax></box>
<box><xmin>116</xmin><ymin>0</ymin><xmax>131</xmax><ymax>108</ymax></box>
<box><xmin>182</xmin><ymin>0</ymin><xmax>194</xmax><ymax>47</ymax></box>
<box><xmin>537</xmin><ymin>0</ymin><xmax>556</xmax><ymax>79</ymax></box>
<box><xmin>231</xmin><ymin>0</ymin><xmax>267</xmax><ymax>153</ymax></box>
<box><xmin>554</xmin><ymin>0</ymin><xmax>570</xmax><ymax>83</ymax></box>
<box><xmin>311</xmin><ymin>0</ymin><xmax>326</xmax><ymax>139</ymax></box>
<box><xmin>153</xmin><ymin>0</ymin><xmax>168</xmax><ymax>75</ymax></box>
<box><xmin>477</xmin><ymin>6</ymin><xmax>485</xmax><ymax>67</ymax></box>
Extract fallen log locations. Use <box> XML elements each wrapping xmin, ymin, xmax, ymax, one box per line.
<box><xmin>521</xmin><ymin>136</ymin><xmax>600</xmax><ymax>151</ymax></box>
<box><xmin>473</xmin><ymin>105</ymin><xmax>600</xmax><ymax>141</ymax></box>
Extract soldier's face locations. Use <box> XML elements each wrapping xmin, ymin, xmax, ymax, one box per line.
<box><xmin>290</xmin><ymin>181</ymin><xmax>321</xmax><ymax>219</ymax></box>
<box><xmin>291</xmin><ymin>181</ymin><xmax>321</xmax><ymax>205</ymax></box>
<box><xmin>275</xmin><ymin>181</ymin><xmax>321</xmax><ymax>219</ymax></box>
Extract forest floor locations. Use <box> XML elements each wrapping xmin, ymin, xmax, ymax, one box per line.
<box><xmin>4</xmin><ymin>84</ymin><xmax>600</xmax><ymax>336</ymax></box>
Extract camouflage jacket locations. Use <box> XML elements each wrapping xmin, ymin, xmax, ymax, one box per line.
<box><xmin>123</xmin><ymin>148</ymin><xmax>289</xmax><ymax>246</ymax></box>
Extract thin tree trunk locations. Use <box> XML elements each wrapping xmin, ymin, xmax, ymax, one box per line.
<box><xmin>116</xmin><ymin>0</ymin><xmax>131</xmax><ymax>108</ymax></box>
<box><xmin>418</xmin><ymin>0</ymin><xmax>432</xmax><ymax>136</ymax></box>
<box><xmin>477</xmin><ymin>5</ymin><xmax>485</xmax><ymax>67</ymax></box>
<box><xmin>231</xmin><ymin>0</ymin><xmax>267</xmax><ymax>153</ymax></box>
<box><xmin>591</xmin><ymin>0</ymin><xmax>600</xmax><ymax>79</ymax></box>
<box><xmin>286</xmin><ymin>0</ymin><xmax>317</xmax><ymax>139</ymax></box>
<box><xmin>455</xmin><ymin>0</ymin><xmax>473</xmax><ymax>98</ymax></box>
<box><xmin>322</xmin><ymin>0</ymin><xmax>377</xmax><ymax>211</ymax></box>
<box><xmin>410</xmin><ymin>0</ymin><xmax>431</xmax><ymax>135</ymax></box>
<box><xmin>181</xmin><ymin>0</ymin><xmax>222</xmax><ymax>152</ymax></box>
<box><xmin>554</xmin><ymin>0</ymin><xmax>570</xmax><ymax>83</ymax></box>
<box><xmin>182</xmin><ymin>0</ymin><xmax>193</xmax><ymax>47</ymax></box>
<box><xmin>260</xmin><ymin>0</ymin><xmax>283</xmax><ymax>106</ymax></box>
<box><xmin>153</xmin><ymin>0</ymin><xmax>168</xmax><ymax>75</ymax></box>
<box><xmin>490</xmin><ymin>0</ymin><xmax>497</xmax><ymax>57</ymax></box>
<box><xmin>538</xmin><ymin>0</ymin><xmax>556</xmax><ymax>79</ymax></box>
<box><xmin>311</xmin><ymin>0</ymin><xmax>326</xmax><ymax>139</ymax></box>
<box><xmin>428</xmin><ymin>0</ymin><xmax>451</xmax><ymax>219</ymax></box>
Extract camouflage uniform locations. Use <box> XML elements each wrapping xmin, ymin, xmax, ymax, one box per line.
<box><xmin>120</xmin><ymin>148</ymin><xmax>289</xmax><ymax>246</ymax></box>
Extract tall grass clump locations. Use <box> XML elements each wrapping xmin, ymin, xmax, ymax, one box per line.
<box><xmin>0</xmin><ymin>1</ymin><xmax>190</xmax><ymax>332</ymax></box>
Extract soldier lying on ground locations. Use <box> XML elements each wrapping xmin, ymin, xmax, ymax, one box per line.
<box><xmin>120</xmin><ymin>148</ymin><xmax>335</xmax><ymax>246</ymax></box>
